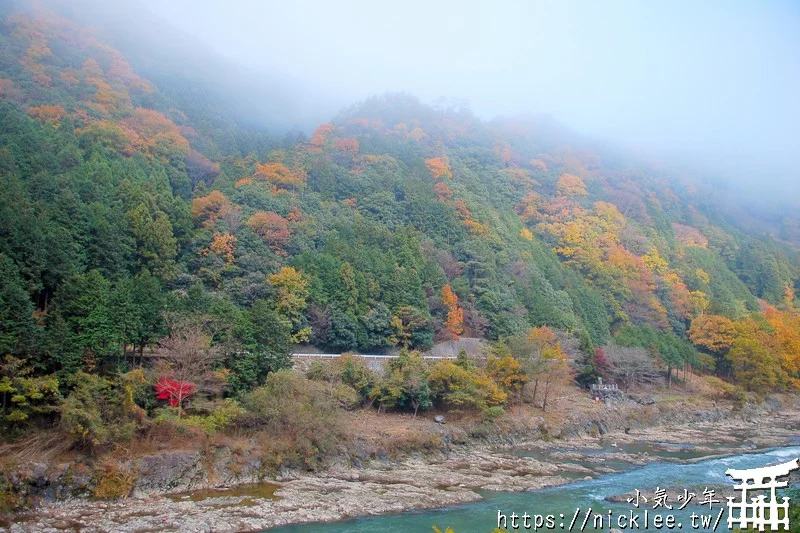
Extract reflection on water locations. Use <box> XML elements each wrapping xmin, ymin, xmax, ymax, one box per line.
<box><xmin>268</xmin><ymin>446</ymin><xmax>800</xmax><ymax>533</ymax></box>
<box><xmin>515</xmin><ymin>440</ymin><xmax>722</xmax><ymax>463</ymax></box>
<box><xmin>168</xmin><ymin>483</ymin><xmax>280</xmax><ymax>503</ymax></box>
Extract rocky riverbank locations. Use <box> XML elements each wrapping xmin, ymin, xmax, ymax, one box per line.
<box><xmin>2</xmin><ymin>398</ymin><xmax>799</xmax><ymax>532</ymax></box>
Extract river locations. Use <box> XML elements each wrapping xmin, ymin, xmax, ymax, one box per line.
<box><xmin>269</xmin><ymin>445</ymin><xmax>800</xmax><ymax>533</ymax></box>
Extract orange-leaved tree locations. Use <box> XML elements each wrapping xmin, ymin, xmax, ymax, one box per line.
<box><xmin>192</xmin><ymin>190</ymin><xmax>233</xmax><ymax>228</ymax></box>
<box><xmin>247</xmin><ymin>211</ymin><xmax>291</xmax><ymax>253</ymax></box>
<box><xmin>27</xmin><ymin>104</ymin><xmax>67</xmax><ymax>125</ymax></box>
<box><xmin>433</xmin><ymin>181</ymin><xmax>453</xmax><ymax>201</ymax></box>
<box><xmin>426</xmin><ymin>157</ymin><xmax>452</xmax><ymax>179</ymax></box>
<box><xmin>253</xmin><ymin>162</ymin><xmax>306</xmax><ymax>191</ymax></box>
<box><xmin>441</xmin><ymin>284</ymin><xmax>464</xmax><ymax>338</ymax></box>
<box><xmin>688</xmin><ymin>314</ymin><xmax>737</xmax><ymax>356</ymax></box>
<box><xmin>205</xmin><ymin>232</ymin><xmax>237</xmax><ymax>265</ymax></box>
<box><xmin>310</xmin><ymin>123</ymin><xmax>334</xmax><ymax>146</ymax></box>
<box><xmin>334</xmin><ymin>137</ymin><xmax>359</xmax><ymax>154</ymax></box>
<box><xmin>556</xmin><ymin>173</ymin><xmax>588</xmax><ymax>196</ymax></box>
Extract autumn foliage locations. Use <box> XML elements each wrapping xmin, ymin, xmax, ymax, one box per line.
<box><xmin>27</xmin><ymin>104</ymin><xmax>67</xmax><ymax>125</ymax></box>
<box><xmin>556</xmin><ymin>173</ymin><xmax>588</xmax><ymax>196</ymax></box>
<box><xmin>494</xmin><ymin>143</ymin><xmax>513</xmax><ymax>165</ymax></box>
<box><xmin>154</xmin><ymin>377</ymin><xmax>197</xmax><ymax>408</ymax></box>
<box><xmin>206</xmin><ymin>232</ymin><xmax>237</xmax><ymax>265</ymax></box>
<box><xmin>527</xmin><ymin>326</ymin><xmax>565</xmax><ymax>359</ymax></box>
<box><xmin>121</xmin><ymin>108</ymin><xmax>190</xmax><ymax>160</ymax></box>
<box><xmin>529</xmin><ymin>158</ymin><xmax>548</xmax><ymax>171</ymax></box>
<box><xmin>688</xmin><ymin>315</ymin><xmax>737</xmax><ymax>354</ymax></box>
<box><xmin>334</xmin><ymin>137</ymin><xmax>359</xmax><ymax>154</ymax></box>
<box><xmin>269</xmin><ymin>266</ymin><xmax>311</xmax><ymax>342</ymax></box>
<box><xmin>252</xmin><ymin>162</ymin><xmax>305</xmax><ymax>190</ymax></box>
<box><xmin>0</xmin><ymin>79</ymin><xmax>20</xmax><ymax>98</ymax></box>
<box><xmin>593</xmin><ymin>347</ymin><xmax>611</xmax><ymax>378</ymax></box>
<box><xmin>247</xmin><ymin>211</ymin><xmax>291</xmax><ymax>253</ymax></box>
<box><xmin>426</xmin><ymin>157</ymin><xmax>452</xmax><ymax>179</ymax></box>
<box><xmin>504</xmin><ymin>168</ymin><xmax>539</xmax><ymax>190</ymax></box>
<box><xmin>192</xmin><ymin>191</ymin><xmax>232</xmax><ymax>227</ymax></box>
<box><xmin>2</xmin><ymin>6</ymin><xmax>800</xmax><ymax>446</ymax></box>
<box><xmin>672</xmin><ymin>223</ymin><xmax>709</xmax><ymax>248</ymax></box>
<box><xmin>486</xmin><ymin>355</ymin><xmax>527</xmax><ymax>400</ymax></box>
<box><xmin>441</xmin><ymin>284</ymin><xmax>464</xmax><ymax>338</ymax></box>
<box><xmin>432</xmin><ymin>182</ymin><xmax>453</xmax><ymax>202</ymax></box>
<box><xmin>287</xmin><ymin>206</ymin><xmax>303</xmax><ymax>222</ymax></box>
<box><xmin>310</xmin><ymin>123</ymin><xmax>334</xmax><ymax>146</ymax></box>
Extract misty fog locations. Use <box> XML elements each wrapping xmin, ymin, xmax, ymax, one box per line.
<box><xmin>97</xmin><ymin>0</ymin><xmax>798</xmax><ymax>201</ymax></box>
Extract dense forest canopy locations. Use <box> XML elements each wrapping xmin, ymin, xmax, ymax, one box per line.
<box><xmin>1</xmin><ymin>1</ymin><xmax>799</xmax><ymax>440</ymax></box>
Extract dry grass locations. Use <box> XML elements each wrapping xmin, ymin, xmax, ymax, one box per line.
<box><xmin>682</xmin><ymin>371</ymin><xmax>722</xmax><ymax>395</ymax></box>
<box><xmin>0</xmin><ymin>424</ymin><xmax>218</xmax><ymax>470</ymax></box>
<box><xmin>121</xmin><ymin>425</ymin><xmax>210</xmax><ymax>457</ymax></box>
<box><xmin>92</xmin><ymin>462</ymin><xmax>136</xmax><ymax>499</ymax></box>
<box><xmin>344</xmin><ymin>409</ymin><xmax>448</xmax><ymax>443</ymax></box>
<box><xmin>0</xmin><ymin>431</ymin><xmax>75</xmax><ymax>466</ymax></box>
<box><xmin>643</xmin><ymin>371</ymin><xmax>728</xmax><ymax>404</ymax></box>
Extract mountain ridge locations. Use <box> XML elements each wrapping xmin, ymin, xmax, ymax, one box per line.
<box><xmin>1</xmin><ymin>0</ymin><xmax>799</xmax><ymax>442</ymax></box>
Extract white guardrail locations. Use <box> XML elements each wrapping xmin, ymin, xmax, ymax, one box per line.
<box><xmin>292</xmin><ymin>353</ymin><xmax>457</xmax><ymax>360</ymax></box>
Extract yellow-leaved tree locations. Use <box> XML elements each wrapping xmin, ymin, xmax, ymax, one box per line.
<box><xmin>507</xmin><ymin>326</ymin><xmax>570</xmax><ymax>411</ymax></box>
<box><xmin>268</xmin><ymin>267</ymin><xmax>311</xmax><ymax>343</ymax></box>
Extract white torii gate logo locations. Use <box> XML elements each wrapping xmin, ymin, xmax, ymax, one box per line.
<box><xmin>726</xmin><ymin>458</ymin><xmax>799</xmax><ymax>531</ymax></box>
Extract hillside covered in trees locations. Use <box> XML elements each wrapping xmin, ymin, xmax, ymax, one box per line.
<box><xmin>1</xmin><ymin>0</ymin><xmax>799</xmax><ymax>451</ymax></box>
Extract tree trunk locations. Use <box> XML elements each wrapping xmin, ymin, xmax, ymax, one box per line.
<box><xmin>542</xmin><ymin>381</ymin><xmax>550</xmax><ymax>412</ymax></box>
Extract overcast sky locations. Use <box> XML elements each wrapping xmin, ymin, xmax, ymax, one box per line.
<box><xmin>140</xmin><ymin>0</ymin><xmax>799</xmax><ymax>196</ymax></box>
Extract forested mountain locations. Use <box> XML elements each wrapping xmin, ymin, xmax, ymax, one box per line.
<box><xmin>1</xmin><ymin>1</ymin><xmax>799</xmax><ymax>438</ymax></box>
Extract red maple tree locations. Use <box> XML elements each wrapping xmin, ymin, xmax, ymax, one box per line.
<box><xmin>154</xmin><ymin>377</ymin><xmax>196</xmax><ymax>408</ymax></box>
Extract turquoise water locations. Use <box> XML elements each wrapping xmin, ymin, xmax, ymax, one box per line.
<box><xmin>268</xmin><ymin>446</ymin><xmax>800</xmax><ymax>533</ymax></box>
<box><xmin>513</xmin><ymin>440</ymin><xmax>717</xmax><ymax>464</ymax></box>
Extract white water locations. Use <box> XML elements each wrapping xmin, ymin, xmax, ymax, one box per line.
<box><xmin>269</xmin><ymin>445</ymin><xmax>800</xmax><ymax>533</ymax></box>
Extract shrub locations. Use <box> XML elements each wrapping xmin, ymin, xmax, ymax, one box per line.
<box><xmin>427</xmin><ymin>360</ymin><xmax>507</xmax><ymax>413</ymax></box>
<box><xmin>240</xmin><ymin>371</ymin><xmax>344</xmax><ymax>469</ymax></box>
<box><xmin>482</xmin><ymin>405</ymin><xmax>506</xmax><ymax>421</ymax></box>
<box><xmin>0</xmin><ymin>488</ymin><xmax>22</xmax><ymax>512</ymax></box>
<box><xmin>92</xmin><ymin>463</ymin><xmax>137</xmax><ymax>500</ymax></box>
<box><xmin>61</xmin><ymin>372</ymin><xmax>143</xmax><ymax>451</ymax></box>
<box><xmin>370</xmin><ymin>351</ymin><xmax>432</xmax><ymax>415</ymax></box>
<box><xmin>486</xmin><ymin>354</ymin><xmax>528</xmax><ymax>400</ymax></box>
<box><xmin>0</xmin><ymin>355</ymin><xmax>61</xmax><ymax>435</ymax></box>
<box><xmin>308</xmin><ymin>354</ymin><xmax>377</xmax><ymax>406</ymax></box>
<box><xmin>339</xmin><ymin>354</ymin><xmax>377</xmax><ymax>399</ymax></box>
<box><xmin>331</xmin><ymin>383</ymin><xmax>360</xmax><ymax>410</ymax></box>
<box><xmin>155</xmin><ymin>399</ymin><xmax>245</xmax><ymax>435</ymax></box>
<box><xmin>703</xmin><ymin>375</ymin><xmax>748</xmax><ymax>408</ymax></box>
<box><xmin>307</xmin><ymin>359</ymin><xmax>340</xmax><ymax>383</ymax></box>
<box><xmin>785</xmin><ymin>488</ymin><xmax>800</xmax><ymax>531</ymax></box>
